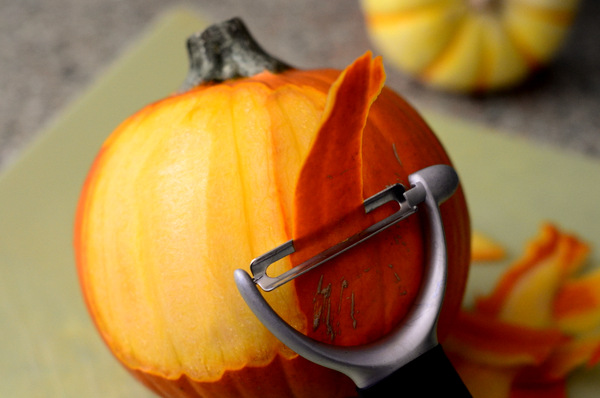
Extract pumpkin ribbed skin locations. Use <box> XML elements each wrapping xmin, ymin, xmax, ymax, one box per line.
<box><xmin>361</xmin><ymin>0</ymin><xmax>581</xmax><ymax>92</ymax></box>
<box><xmin>74</xmin><ymin>52</ymin><xmax>470</xmax><ymax>397</ymax></box>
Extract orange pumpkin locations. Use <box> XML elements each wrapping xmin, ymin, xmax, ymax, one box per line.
<box><xmin>74</xmin><ymin>19</ymin><xmax>470</xmax><ymax>397</ymax></box>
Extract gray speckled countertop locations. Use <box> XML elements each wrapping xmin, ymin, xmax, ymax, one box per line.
<box><xmin>1</xmin><ymin>0</ymin><xmax>599</xmax><ymax>173</ymax></box>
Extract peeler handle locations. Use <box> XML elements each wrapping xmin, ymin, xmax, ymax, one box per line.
<box><xmin>356</xmin><ymin>344</ymin><xmax>471</xmax><ymax>398</ymax></box>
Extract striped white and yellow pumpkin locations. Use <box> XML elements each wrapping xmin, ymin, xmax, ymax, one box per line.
<box><xmin>361</xmin><ymin>0</ymin><xmax>581</xmax><ymax>92</ymax></box>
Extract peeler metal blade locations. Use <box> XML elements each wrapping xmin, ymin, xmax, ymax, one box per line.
<box><xmin>249</xmin><ymin>181</ymin><xmax>427</xmax><ymax>292</ymax></box>
<box><xmin>234</xmin><ymin>164</ymin><xmax>471</xmax><ymax>396</ymax></box>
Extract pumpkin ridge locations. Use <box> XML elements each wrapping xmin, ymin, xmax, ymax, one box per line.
<box><xmin>477</xmin><ymin>14</ymin><xmax>531</xmax><ymax>89</ymax></box>
<box><xmin>503</xmin><ymin>2</ymin><xmax>577</xmax><ymax>66</ymax></box>
<box><xmin>117</xmin><ymin>120</ymin><xmax>172</xmax><ymax>371</ymax></box>
<box><xmin>84</xmin><ymin>131</ymin><xmax>156</xmax><ymax>373</ymax></box>
<box><xmin>477</xmin><ymin>15</ymin><xmax>504</xmax><ymax>90</ymax></box>
<box><xmin>146</xmin><ymin>128</ymin><xmax>197</xmax><ymax>373</ymax></box>
<box><xmin>470</xmin><ymin>18</ymin><xmax>489</xmax><ymax>90</ymax></box>
<box><xmin>76</xmin><ymin>155</ymin><xmax>133</xmax><ymax>365</ymax></box>
<box><xmin>230</xmin><ymin>88</ymin><xmax>258</xmax><ymax>258</ymax></box>
<box><xmin>222</xmin><ymin>82</ymin><xmax>289</xmax><ymax>258</ymax></box>
<box><xmin>515</xmin><ymin>3</ymin><xmax>577</xmax><ymax>26</ymax></box>
<box><xmin>270</xmin><ymin>94</ymin><xmax>297</xmax><ymax>239</ymax></box>
<box><xmin>420</xmin><ymin>13</ymin><xmax>471</xmax><ymax>82</ymax></box>
<box><xmin>365</xmin><ymin>2</ymin><xmax>459</xmax><ymax>26</ymax></box>
<box><xmin>501</xmin><ymin>15</ymin><xmax>544</xmax><ymax>68</ymax></box>
<box><xmin>133</xmin><ymin>136</ymin><xmax>188</xmax><ymax>375</ymax></box>
<box><xmin>267</xmin><ymin>87</ymin><xmax>324</xmax><ymax>237</ymax></box>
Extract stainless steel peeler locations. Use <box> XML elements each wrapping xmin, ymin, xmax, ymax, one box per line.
<box><xmin>234</xmin><ymin>164</ymin><xmax>472</xmax><ymax>397</ymax></box>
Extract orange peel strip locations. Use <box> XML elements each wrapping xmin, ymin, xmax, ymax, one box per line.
<box><xmin>475</xmin><ymin>223</ymin><xmax>590</xmax><ymax>318</ymax></box>
<box><xmin>291</xmin><ymin>51</ymin><xmax>385</xmax><ymax>260</ymax></box>
<box><xmin>471</xmin><ymin>230</ymin><xmax>506</xmax><ymax>262</ymax></box>
<box><xmin>445</xmin><ymin>311</ymin><xmax>565</xmax><ymax>368</ymax></box>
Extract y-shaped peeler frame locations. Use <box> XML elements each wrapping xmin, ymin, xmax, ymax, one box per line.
<box><xmin>234</xmin><ymin>165</ymin><xmax>471</xmax><ymax>397</ymax></box>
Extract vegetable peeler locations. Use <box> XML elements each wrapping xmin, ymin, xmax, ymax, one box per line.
<box><xmin>234</xmin><ymin>164</ymin><xmax>472</xmax><ymax>397</ymax></box>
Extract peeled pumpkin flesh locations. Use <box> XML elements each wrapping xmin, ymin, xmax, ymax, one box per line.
<box><xmin>360</xmin><ymin>0</ymin><xmax>581</xmax><ymax>92</ymax></box>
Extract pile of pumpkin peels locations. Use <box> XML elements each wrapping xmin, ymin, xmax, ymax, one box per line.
<box><xmin>447</xmin><ymin>224</ymin><xmax>600</xmax><ymax>397</ymax></box>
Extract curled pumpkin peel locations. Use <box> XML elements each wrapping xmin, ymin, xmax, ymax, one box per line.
<box><xmin>471</xmin><ymin>230</ymin><xmax>506</xmax><ymax>262</ymax></box>
<box><xmin>445</xmin><ymin>223</ymin><xmax>600</xmax><ymax>397</ymax></box>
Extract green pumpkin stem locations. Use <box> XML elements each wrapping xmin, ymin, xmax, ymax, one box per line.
<box><xmin>469</xmin><ymin>0</ymin><xmax>499</xmax><ymax>12</ymax></box>
<box><xmin>181</xmin><ymin>18</ymin><xmax>292</xmax><ymax>90</ymax></box>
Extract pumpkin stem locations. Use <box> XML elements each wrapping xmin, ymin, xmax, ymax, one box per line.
<box><xmin>469</xmin><ymin>0</ymin><xmax>499</xmax><ymax>12</ymax></box>
<box><xmin>181</xmin><ymin>18</ymin><xmax>292</xmax><ymax>90</ymax></box>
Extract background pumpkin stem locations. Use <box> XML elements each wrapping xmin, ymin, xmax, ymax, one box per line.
<box><xmin>469</xmin><ymin>0</ymin><xmax>499</xmax><ymax>12</ymax></box>
<box><xmin>180</xmin><ymin>17</ymin><xmax>292</xmax><ymax>90</ymax></box>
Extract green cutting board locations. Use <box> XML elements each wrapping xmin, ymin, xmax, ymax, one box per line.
<box><xmin>1</xmin><ymin>7</ymin><xmax>598</xmax><ymax>397</ymax></box>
